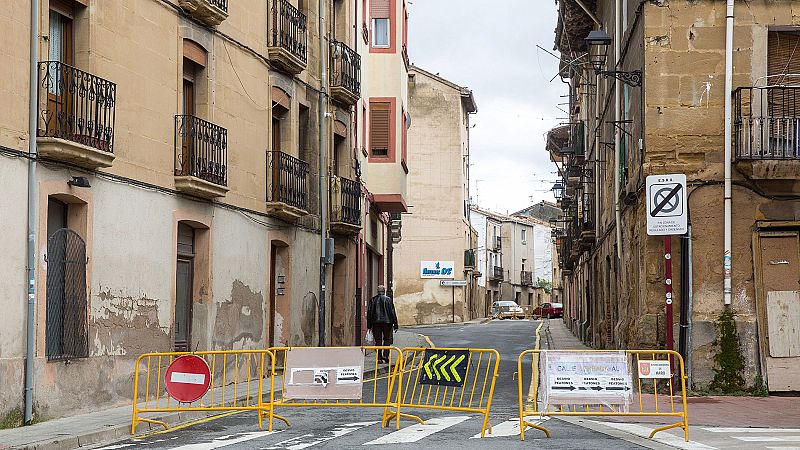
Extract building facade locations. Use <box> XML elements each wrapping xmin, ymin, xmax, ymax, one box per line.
<box><xmin>1</xmin><ymin>0</ymin><xmax>409</xmax><ymax>423</ymax></box>
<box><xmin>392</xmin><ymin>66</ymin><xmax>479</xmax><ymax>325</ymax></box>
<box><xmin>551</xmin><ymin>0</ymin><xmax>800</xmax><ymax>392</ymax></box>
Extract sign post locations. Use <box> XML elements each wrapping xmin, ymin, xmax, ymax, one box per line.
<box><xmin>646</xmin><ymin>174</ymin><xmax>687</xmax><ymax>377</ymax></box>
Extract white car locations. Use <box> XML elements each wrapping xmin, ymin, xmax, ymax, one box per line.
<box><xmin>491</xmin><ymin>301</ymin><xmax>524</xmax><ymax>319</ymax></box>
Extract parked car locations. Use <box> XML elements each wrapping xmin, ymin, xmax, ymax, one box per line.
<box><xmin>491</xmin><ymin>301</ymin><xmax>524</xmax><ymax>319</ymax></box>
<box><xmin>533</xmin><ymin>302</ymin><xmax>563</xmax><ymax>319</ymax></box>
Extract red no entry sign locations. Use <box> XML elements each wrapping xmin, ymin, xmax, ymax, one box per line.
<box><xmin>164</xmin><ymin>355</ymin><xmax>211</xmax><ymax>402</ymax></box>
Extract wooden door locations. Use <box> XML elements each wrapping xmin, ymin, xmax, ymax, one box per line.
<box><xmin>756</xmin><ymin>231</ymin><xmax>800</xmax><ymax>391</ymax></box>
<box><xmin>269</xmin><ymin>243</ymin><xmax>277</xmax><ymax>348</ymax></box>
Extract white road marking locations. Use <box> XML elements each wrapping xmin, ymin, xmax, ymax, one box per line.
<box><xmin>364</xmin><ymin>416</ymin><xmax>470</xmax><ymax>445</ymax></box>
<box><xmin>766</xmin><ymin>447</ymin><xmax>800</xmax><ymax>450</ymax></box>
<box><xmin>468</xmin><ymin>416</ymin><xmax>549</xmax><ymax>438</ymax></box>
<box><xmin>170</xmin><ymin>372</ymin><xmax>206</xmax><ymax>385</ymax></box>
<box><xmin>168</xmin><ymin>430</ymin><xmax>281</xmax><ymax>449</ymax></box>
<box><xmin>702</xmin><ymin>428</ymin><xmax>800</xmax><ymax>433</ymax></box>
<box><xmin>264</xmin><ymin>422</ymin><xmax>377</xmax><ymax>449</ymax></box>
<box><xmin>590</xmin><ymin>421</ymin><xmax>717</xmax><ymax>450</ymax></box>
<box><xmin>734</xmin><ymin>436</ymin><xmax>800</xmax><ymax>442</ymax></box>
<box><xmin>94</xmin><ymin>445</ymin><xmax>136</xmax><ymax>450</ymax></box>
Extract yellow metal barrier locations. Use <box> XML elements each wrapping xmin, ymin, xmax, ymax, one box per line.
<box><xmin>388</xmin><ymin>347</ymin><xmax>500</xmax><ymax>438</ymax></box>
<box><xmin>517</xmin><ymin>349</ymin><xmax>690</xmax><ymax>442</ymax></box>
<box><xmin>131</xmin><ymin>349</ymin><xmax>276</xmax><ymax>434</ymax></box>
<box><xmin>261</xmin><ymin>346</ymin><xmax>415</xmax><ymax>431</ymax></box>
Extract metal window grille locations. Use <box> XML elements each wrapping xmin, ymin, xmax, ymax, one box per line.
<box><xmin>46</xmin><ymin>228</ymin><xmax>89</xmax><ymax>360</ymax></box>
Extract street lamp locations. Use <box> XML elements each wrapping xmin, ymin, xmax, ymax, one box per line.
<box><xmin>551</xmin><ymin>182</ymin><xmax>565</xmax><ymax>200</ymax></box>
<box><xmin>584</xmin><ymin>30</ymin><xmax>642</xmax><ymax>87</ymax></box>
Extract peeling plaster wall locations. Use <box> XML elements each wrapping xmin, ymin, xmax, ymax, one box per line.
<box><xmin>0</xmin><ymin>158</ymin><xmax>30</xmax><ymax>416</ymax></box>
<box><xmin>0</xmin><ymin>167</ymin><xmax>322</xmax><ymax>421</ymax></box>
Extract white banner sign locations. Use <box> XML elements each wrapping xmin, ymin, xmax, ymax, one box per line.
<box><xmin>420</xmin><ymin>261</ymin><xmax>455</xmax><ymax>279</ymax></box>
<box><xmin>542</xmin><ymin>352</ymin><xmax>633</xmax><ymax>408</ymax></box>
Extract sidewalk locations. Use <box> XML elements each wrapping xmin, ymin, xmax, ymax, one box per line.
<box><xmin>544</xmin><ymin>319</ymin><xmax>800</xmax><ymax>448</ymax></box>
<box><xmin>0</xmin><ymin>330</ymin><xmax>428</xmax><ymax>450</ymax></box>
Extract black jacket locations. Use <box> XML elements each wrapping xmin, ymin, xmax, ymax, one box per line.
<box><xmin>367</xmin><ymin>294</ymin><xmax>398</xmax><ymax>329</ymax></box>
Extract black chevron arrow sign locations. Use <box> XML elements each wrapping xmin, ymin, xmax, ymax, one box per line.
<box><xmin>419</xmin><ymin>349</ymin><xmax>469</xmax><ymax>387</ymax></box>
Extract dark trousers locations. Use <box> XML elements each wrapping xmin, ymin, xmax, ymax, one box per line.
<box><xmin>372</xmin><ymin>323</ymin><xmax>394</xmax><ymax>360</ymax></box>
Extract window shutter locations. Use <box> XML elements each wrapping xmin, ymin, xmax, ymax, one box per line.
<box><xmin>768</xmin><ymin>31</ymin><xmax>800</xmax><ymax>79</ymax></box>
<box><xmin>371</xmin><ymin>0</ymin><xmax>390</xmax><ymax>18</ymax></box>
<box><xmin>767</xmin><ymin>31</ymin><xmax>800</xmax><ymax>118</ymax></box>
<box><xmin>370</xmin><ymin>102</ymin><xmax>391</xmax><ymax>157</ymax></box>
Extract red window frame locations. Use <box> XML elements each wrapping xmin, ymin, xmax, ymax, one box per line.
<box><xmin>368</xmin><ymin>97</ymin><xmax>397</xmax><ymax>163</ymax></box>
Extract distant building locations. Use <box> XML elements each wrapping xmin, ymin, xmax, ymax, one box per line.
<box><xmin>513</xmin><ymin>201</ymin><xmax>561</xmax><ymax>224</ymax></box>
<box><xmin>392</xmin><ymin>66</ymin><xmax>479</xmax><ymax>325</ymax></box>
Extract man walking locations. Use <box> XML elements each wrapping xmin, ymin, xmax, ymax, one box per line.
<box><xmin>367</xmin><ymin>285</ymin><xmax>398</xmax><ymax>363</ymax></box>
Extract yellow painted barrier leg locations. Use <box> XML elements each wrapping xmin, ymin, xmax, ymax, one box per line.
<box><xmin>381</xmin><ymin>409</ymin><xmax>423</xmax><ymax>428</ymax></box>
<box><xmin>133</xmin><ymin>418</ymin><xmax>169</xmax><ymax>433</ymax></box>
<box><xmin>648</xmin><ymin>421</ymin><xmax>684</xmax><ymax>439</ymax></box>
<box><xmin>522</xmin><ymin>419</ymin><xmax>551</xmax><ymax>439</ymax></box>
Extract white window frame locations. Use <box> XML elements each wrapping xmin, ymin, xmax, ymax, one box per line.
<box><xmin>372</xmin><ymin>17</ymin><xmax>390</xmax><ymax>48</ymax></box>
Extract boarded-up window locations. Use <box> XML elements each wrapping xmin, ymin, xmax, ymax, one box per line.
<box><xmin>370</xmin><ymin>102</ymin><xmax>391</xmax><ymax>157</ymax></box>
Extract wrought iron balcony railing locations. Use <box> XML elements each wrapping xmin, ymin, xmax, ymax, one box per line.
<box><xmin>734</xmin><ymin>86</ymin><xmax>800</xmax><ymax>160</ymax></box>
<box><xmin>490</xmin><ymin>266</ymin><xmax>505</xmax><ymax>281</ymax></box>
<box><xmin>271</xmin><ymin>0</ymin><xmax>308</xmax><ymax>64</ymax></box>
<box><xmin>331</xmin><ymin>175</ymin><xmax>361</xmax><ymax>226</ymax></box>
<box><xmin>521</xmin><ymin>271</ymin><xmax>533</xmax><ymax>286</ymax></box>
<box><xmin>174</xmin><ymin>115</ymin><xmax>228</xmax><ymax>186</ymax></box>
<box><xmin>330</xmin><ymin>40</ymin><xmax>361</xmax><ymax>99</ymax></box>
<box><xmin>38</xmin><ymin>61</ymin><xmax>117</xmax><ymax>153</ymax></box>
<box><xmin>209</xmin><ymin>0</ymin><xmax>227</xmax><ymax>12</ymax></box>
<box><xmin>464</xmin><ymin>249</ymin><xmax>476</xmax><ymax>268</ymax></box>
<box><xmin>267</xmin><ymin>151</ymin><xmax>309</xmax><ymax>211</ymax></box>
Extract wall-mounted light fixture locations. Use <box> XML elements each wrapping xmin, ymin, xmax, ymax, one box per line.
<box><xmin>584</xmin><ymin>30</ymin><xmax>642</xmax><ymax>87</ymax></box>
<box><xmin>67</xmin><ymin>176</ymin><xmax>91</xmax><ymax>188</ymax></box>
<box><xmin>551</xmin><ymin>182</ymin><xmax>565</xmax><ymax>200</ymax></box>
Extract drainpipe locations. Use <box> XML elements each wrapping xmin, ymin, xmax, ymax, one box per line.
<box><xmin>24</xmin><ymin>0</ymin><xmax>39</xmax><ymax>424</ymax></box>
<box><xmin>318</xmin><ymin>0</ymin><xmax>329</xmax><ymax>346</ymax></box>
<box><xmin>614</xmin><ymin>0</ymin><xmax>622</xmax><ymax>261</ymax></box>
<box><xmin>723</xmin><ymin>0</ymin><xmax>734</xmax><ymax>306</ymax></box>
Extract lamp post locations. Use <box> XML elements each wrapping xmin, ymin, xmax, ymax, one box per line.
<box><xmin>584</xmin><ymin>30</ymin><xmax>642</xmax><ymax>87</ymax></box>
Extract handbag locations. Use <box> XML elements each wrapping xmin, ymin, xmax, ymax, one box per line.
<box><xmin>365</xmin><ymin>329</ymin><xmax>375</xmax><ymax>345</ymax></box>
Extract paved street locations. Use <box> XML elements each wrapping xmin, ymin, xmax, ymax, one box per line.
<box><xmin>96</xmin><ymin>320</ymin><xmax>646</xmax><ymax>449</ymax></box>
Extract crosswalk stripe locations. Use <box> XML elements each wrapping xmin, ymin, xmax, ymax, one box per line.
<box><xmin>590</xmin><ymin>421</ymin><xmax>717</xmax><ymax>450</ymax></box>
<box><xmin>363</xmin><ymin>416</ymin><xmax>470</xmax><ymax>445</ymax></box>
<box><xmin>265</xmin><ymin>422</ymin><xmax>378</xmax><ymax>449</ymax></box>
<box><xmin>468</xmin><ymin>417</ymin><xmax>548</xmax><ymax>438</ymax></box>
<box><xmin>734</xmin><ymin>436</ymin><xmax>800</xmax><ymax>442</ymax></box>
<box><xmin>702</xmin><ymin>428</ymin><xmax>800</xmax><ymax>433</ymax></box>
<box><xmin>167</xmin><ymin>430</ymin><xmax>281</xmax><ymax>449</ymax></box>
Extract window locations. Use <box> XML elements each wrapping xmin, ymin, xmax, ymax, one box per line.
<box><xmin>369</xmin><ymin>101</ymin><xmax>391</xmax><ymax>158</ymax></box>
<box><xmin>49</xmin><ymin>8</ymin><xmax>73</xmax><ymax>66</ymax></box>
<box><xmin>371</xmin><ymin>0</ymin><xmax>391</xmax><ymax>49</ymax></box>
<box><xmin>372</xmin><ymin>18</ymin><xmax>390</xmax><ymax>47</ymax></box>
<box><xmin>521</xmin><ymin>229</ymin><xmax>527</xmax><ymax>244</ymax></box>
<box><xmin>45</xmin><ymin>196</ymin><xmax>88</xmax><ymax>360</ymax></box>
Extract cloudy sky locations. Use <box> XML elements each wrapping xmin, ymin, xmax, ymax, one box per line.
<box><xmin>407</xmin><ymin>0</ymin><xmax>562</xmax><ymax>214</ymax></box>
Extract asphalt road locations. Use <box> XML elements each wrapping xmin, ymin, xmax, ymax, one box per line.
<box><xmin>101</xmin><ymin>320</ymin><xmax>645</xmax><ymax>449</ymax></box>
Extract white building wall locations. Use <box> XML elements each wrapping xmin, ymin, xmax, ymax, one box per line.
<box><xmin>533</xmin><ymin>223</ymin><xmax>552</xmax><ymax>282</ymax></box>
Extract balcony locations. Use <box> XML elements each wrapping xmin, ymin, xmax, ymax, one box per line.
<box><xmin>330</xmin><ymin>175</ymin><xmax>362</xmax><ymax>235</ymax></box>
<box><xmin>489</xmin><ymin>266</ymin><xmax>504</xmax><ymax>282</ymax></box>
<box><xmin>521</xmin><ymin>271</ymin><xmax>533</xmax><ymax>286</ymax></box>
<box><xmin>269</xmin><ymin>0</ymin><xmax>308</xmax><ymax>75</ymax></box>
<box><xmin>734</xmin><ymin>86</ymin><xmax>800</xmax><ymax>180</ymax></box>
<box><xmin>330</xmin><ymin>40</ymin><xmax>361</xmax><ymax>106</ymax></box>
<box><xmin>492</xmin><ymin>236</ymin><xmax>502</xmax><ymax>251</ymax></box>
<box><xmin>178</xmin><ymin>0</ymin><xmax>228</xmax><ymax>26</ymax></box>
<box><xmin>174</xmin><ymin>115</ymin><xmax>229</xmax><ymax>198</ymax></box>
<box><xmin>464</xmin><ymin>249</ymin><xmax>476</xmax><ymax>268</ymax></box>
<box><xmin>37</xmin><ymin>61</ymin><xmax>116</xmax><ymax>169</ymax></box>
<box><xmin>266</xmin><ymin>151</ymin><xmax>309</xmax><ymax>221</ymax></box>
